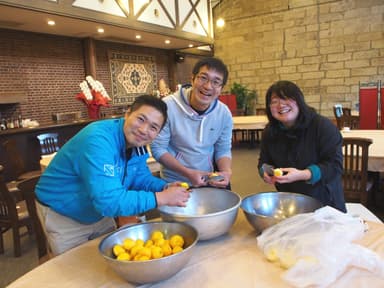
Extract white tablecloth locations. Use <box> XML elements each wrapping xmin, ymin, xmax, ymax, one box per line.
<box><xmin>341</xmin><ymin>130</ymin><xmax>384</xmax><ymax>172</ymax></box>
<box><xmin>232</xmin><ymin>115</ymin><xmax>268</xmax><ymax>130</ymax></box>
<box><xmin>7</xmin><ymin>204</ymin><xmax>384</xmax><ymax>288</ymax></box>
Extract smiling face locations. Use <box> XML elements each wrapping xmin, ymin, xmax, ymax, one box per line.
<box><xmin>269</xmin><ymin>93</ymin><xmax>299</xmax><ymax>128</ymax></box>
<box><xmin>123</xmin><ymin>105</ymin><xmax>165</xmax><ymax>148</ymax></box>
<box><xmin>190</xmin><ymin>65</ymin><xmax>224</xmax><ymax>111</ymax></box>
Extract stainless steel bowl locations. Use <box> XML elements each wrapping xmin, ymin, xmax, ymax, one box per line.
<box><xmin>98</xmin><ymin>221</ymin><xmax>198</xmax><ymax>284</ymax></box>
<box><xmin>158</xmin><ymin>187</ymin><xmax>241</xmax><ymax>240</ymax></box>
<box><xmin>241</xmin><ymin>192</ymin><xmax>323</xmax><ymax>234</ymax></box>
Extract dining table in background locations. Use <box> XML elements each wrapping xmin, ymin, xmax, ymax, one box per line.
<box><xmin>232</xmin><ymin>115</ymin><xmax>268</xmax><ymax>147</ymax></box>
<box><xmin>232</xmin><ymin>115</ymin><xmax>268</xmax><ymax>131</ymax></box>
<box><xmin>6</xmin><ymin>204</ymin><xmax>384</xmax><ymax>288</ymax></box>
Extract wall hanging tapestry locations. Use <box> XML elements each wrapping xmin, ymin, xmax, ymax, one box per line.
<box><xmin>109</xmin><ymin>51</ymin><xmax>157</xmax><ymax>105</ymax></box>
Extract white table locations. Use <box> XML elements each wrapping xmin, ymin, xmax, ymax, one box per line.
<box><xmin>232</xmin><ymin>115</ymin><xmax>268</xmax><ymax>130</ymax></box>
<box><xmin>7</xmin><ymin>204</ymin><xmax>384</xmax><ymax>288</ymax></box>
<box><xmin>341</xmin><ymin>130</ymin><xmax>384</xmax><ymax>172</ymax></box>
<box><xmin>39</xmin><ymin>153</ymin><xmax>57</xmax><ymax>171</ymax></box>
<box><xmin>232</xmin><ymin>115</ymin><xmax>268</xmax><ymax>146</ymax></box>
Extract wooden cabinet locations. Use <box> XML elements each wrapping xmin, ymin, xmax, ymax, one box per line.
<box><xmin>0</xmin><ymin>120</ymin><xmax>91</xmax><ymax>182</ymax></box>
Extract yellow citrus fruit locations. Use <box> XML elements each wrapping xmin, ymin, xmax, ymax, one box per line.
<box><xmin>154</xmin><ymin>237</ymin><xmax>165</xmax><ymax>247</ymax></box>
<box><xmin>273</xmin><ymin>168</ymin><xmax>283</xmax><ymax>177</ymax></box>
<box><xmin>180</xmin><ymin>182</ymin><xmax>189</xmax><ymax>189</ymax></box>
<box><xmin>151</xmin><ymin>230</ymin><xmax>164</xmax><ymax>242</ymax></box>
<box><xmin>130</xmin><ymin>245</ymin><xmax>142</xmax><ymax>257</ymax></box>
<box><xmin>169</xmin><ymin>234</ymin><xmax>184</xmax><ymax>248</ymax></box>
<box><xmin>161</xmin><ymin>243</ymin><xmax>172</xmax><ymax>257</ymax></box>
<box><xmin>151</xmin><ymin>246</ymin><xmax>164</xmax><ymax>259</ymax></box>
<box><xmin>116</xmin><ymin>252</ymin><xmax>131</xmax><ymax>261</ymax></box>
<box><xmin>122</xmin><ymin>238</ymin><xmax>135</xmax><ymax>251</ymax></box>
<box><xmin>112</xmin><ymin>244</ymin><xmax>125</xmax><ymax>257</ymax></box>
<box><xmin>135</xmin><ymin>239</ymin><xmax>144</xmax><ymax>247</ymax></box>
<box><xmin>172</xmin><ymin>246</ymin><xmax>183</xmax><ymax>254</ymax></box>
<box><xmin>137</xmin><ymin>255</ymin><xmax>150</xmax><ymax>261</ymax></box>
<box><xmin>145</xmin><ymin>239</ymin><xmax>154</xmax><ymax>248</ymax></box>
<box><xmin>138</xmin><ymin>247</ymin><xmax>151</xmax><ymax>258</ymax></box>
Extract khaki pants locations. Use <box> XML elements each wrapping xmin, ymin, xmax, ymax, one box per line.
<box><xmin>35</xmin><ymin>201</ymin><xmax>116</xmax><ymax>256</ymax></box>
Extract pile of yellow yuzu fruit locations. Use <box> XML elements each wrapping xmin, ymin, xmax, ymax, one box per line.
<box><xmin>112</xmin><ymin>230</ymin><xmax>185</xmax><ymax>261</ymax></box>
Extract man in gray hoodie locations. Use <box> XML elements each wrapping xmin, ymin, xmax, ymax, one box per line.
<box><xmin>151</xmin><ymin>57</ymin><xmax>233</xmax><ymax>188</ymax></box>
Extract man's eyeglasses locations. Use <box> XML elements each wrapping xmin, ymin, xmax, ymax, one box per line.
<box><xmin>196</xmin><ymin>74</ymin><xmax>223</xmax><ymax>88</ymax></box>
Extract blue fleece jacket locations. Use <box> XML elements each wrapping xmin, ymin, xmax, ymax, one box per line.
<box><xmin>35</xmin><ymin>118</ymin><xmax>167</xmax><ymax>224</ymax></box>
<box><xmin>150</xmin><ymin>85</ymin><xmax>233</xmax><ymax>183</ymax></box>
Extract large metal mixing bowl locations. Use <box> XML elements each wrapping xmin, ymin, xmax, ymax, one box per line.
<box><xmin>98</xmin><ymin>221</ymin><xmax>198</xmax><ymax>284</ymax></box>
<box><xmin>158</xmin><ymin>187</ymin><xmax>241</xmax><ymax>240</ymax></box>
<box><xmin>241</xmin><ymin>192</ymin><xmax>323</xmax><ymax>234</ymax></box>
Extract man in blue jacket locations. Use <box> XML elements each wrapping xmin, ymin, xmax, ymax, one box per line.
<box><xmin>36</xmin><ymin>95</ymin><xmax>190</xmax><ymax>255</ymax></box>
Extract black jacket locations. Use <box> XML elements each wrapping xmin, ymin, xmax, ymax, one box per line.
<box><xmin>258</xmin><ymin>112</ymin><xmax>346</xmax><ymax>212</ymax></box>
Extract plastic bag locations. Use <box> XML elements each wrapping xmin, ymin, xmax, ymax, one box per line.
<box><xmin>257</xmin><ymin>206</ymin><xmax>384</xmax><ymax>288</ymax></box>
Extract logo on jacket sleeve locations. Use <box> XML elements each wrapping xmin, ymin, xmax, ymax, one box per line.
<box><xmin>104</xmin><ymin>164</ymin><xmax>115</xmax><ymax>176</ymax></box>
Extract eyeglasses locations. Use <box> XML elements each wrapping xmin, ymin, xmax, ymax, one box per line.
<box><xmin>269</xmin><ymin>98</ymin><xmax>295</xmax><ymax>108</ymax></box>
<box><xmin>196</xmin><ymin>74</ymin><xmax>223</xmax><ymax>88</ymax></box>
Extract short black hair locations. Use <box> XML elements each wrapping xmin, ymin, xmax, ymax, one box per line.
<box><xmin>130</xmin><ymin>95</ymin><xmax>168</xmax><ymax>129</ymax></box>
<box><xmin>192</xmin><ymin>57</ymin><xmax>229</xmax><ymax>86</ymax></box>
<box><xmin>265</xmin><ymin>80</ymin><xmax>313</xmax><ymax>129</ymax></box>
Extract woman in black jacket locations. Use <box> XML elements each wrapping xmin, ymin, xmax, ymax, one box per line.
<box><xmin>258</xmin><ymin>80</ymin><xmax>346</xmax><ymax>212</ymax></box>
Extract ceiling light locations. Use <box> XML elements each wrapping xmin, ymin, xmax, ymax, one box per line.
<box><xmin>97</xmin><ymin>28</ymin><xmax>104</xmax><ymax>33</ymax></box>
<box><xmin>47</xmin><ymin>20</ymin><xmax>55</xmax><ymax>26</ymax></box>
<box><xmin>216</xmin><ymin>17</ymin><xmax>225</xmax><ymax>28</ymax></box>
<box><xmin>164</xmin><ymin>39</ymin><xmax>171</xmax><ymax>44</ymax></box>
<box><xmin>188</xmin><ymin>44</ymin><xmax>194</xmax><ymax>48</ymax></box>
<box><xmin>135</xmin><ymin>34</ymin><xmax>142</xmax><ymax>39</ymax></box>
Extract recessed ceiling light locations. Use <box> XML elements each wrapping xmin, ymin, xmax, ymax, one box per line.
<box><xmin>47</xmin><ymin>20</ymin><xmax>55</xmax><ymax>26</ymax></box>
<box><xmin>135</xmin><ymin>35</ymin><xmax>142</xmax><ymax>39</ymax></box>
<box><xmin>188</xmin><ymin>44</ymin><xmax>194</xmax><ymax>48</ymax></box>
<box><xmin>97</xmin><ymin>28</ymin><xmax>104</xmax><ymax>33</ymax></box>
<box><xmin>165</xmin><ymin>39</ymin><xmax>171</xmax><ymax>44</ymax></box>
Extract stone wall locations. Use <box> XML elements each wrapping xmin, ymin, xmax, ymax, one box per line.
<box><xmin>214</xmin><ymin>0</ymin><xmax>384</xmax><ymax>116</ymax></box>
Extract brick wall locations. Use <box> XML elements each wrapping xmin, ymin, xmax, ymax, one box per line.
<box><xmin>214</xmin><ymin>0</ymin><xmax>384</xmax><ymax>116</ymax></box>
<box><xmin>0</xmin><ymin>29</ymin><xmax>172</xmax><ymax>125</ymax></box>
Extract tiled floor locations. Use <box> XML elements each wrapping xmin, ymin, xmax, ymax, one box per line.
<box><xmin>1</xmin><ymin>144</ymin><xmax>383</xmax><ymax>287</ymax></box>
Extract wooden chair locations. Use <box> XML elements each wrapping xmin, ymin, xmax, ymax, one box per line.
<box><xmin>16</xmin><ymin>175</ymin><xmax>49</xmax><ymax>262</ymax></box>
<box><xmin>341</xmin><ymin>115</ymin><xmax>360</xmax><ymax>129</ymax></box>
<box><xmin>333</xmin><ymin>106</ymin><xmax>356</xmax><ymax>130</ymax></box>
<box><xmin>342</xmin><ymin>137</ymin><xmax>374</xmax><ymax>206</ymax></box>
<box><xmin>255</xmin><ymin>108</ymin><xmax>266</xmax><ymax>115</ymax></box>
<box><xmin>0</xmin><ymin>165</ymin><xmax>34</xmax><ymax>257</ymax></box>
<box><xmin>1</xmin><ymin>139</ymin><xmax>41</xmax><ymax>194</ymax></box>
<box><xmin>37</xmin><ymin>133</ymin><xmax>60</xmax><ymax>155</ymax></box>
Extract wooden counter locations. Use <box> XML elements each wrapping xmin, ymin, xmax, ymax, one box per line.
<box><xmin>0</xmin><ymin>119</ymin><xmax>96</xmax><ymax>181</ymax></box>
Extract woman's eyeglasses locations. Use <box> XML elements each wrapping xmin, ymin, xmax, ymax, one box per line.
<box><xmin>196</xmin><ymin>74</ymin><xmax>223</xmax><ymax>88</ymax></box>
<box><xmin>270</xmin><ymin>98</ymin><xmax>295</xmax><ymax>107</ymax></box>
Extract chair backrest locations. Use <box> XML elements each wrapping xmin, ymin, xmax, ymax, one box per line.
<box><xmin>342</xmin><ymin>137</ymin><xmax>372</xmax><ymax>206</ymax></box>
<box><xmin>16</xmin><ymin>175</ymin><xmax>48</xmax><ymax>259</ymax></box>
<box><xmin>341</xmin><ymin>115</ymin><xmax>360</xmax><ymax>129</ymax></box>
<box><xmin>256</xmin><ymin>108</ymin><xmax>266</xmax><ymax>115</ymax></box>
<box><xmin>0</xmin><ymin>165</ymin><xmax>18</xmax><ymax>224</ymax></box>
<box><xmin>1</xmin><ymin>139</ymin><xmax>26</xmax><ymax>181</ymax></box>
<box><xmin>37</xmin><ymin>133</ymin><xmax>60</xmax><ymax>155</ymax></box>
<box><xmin>342</xmin><ymin>107</ymin><xmax>351</xmax><ymax>116</ymax></box>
